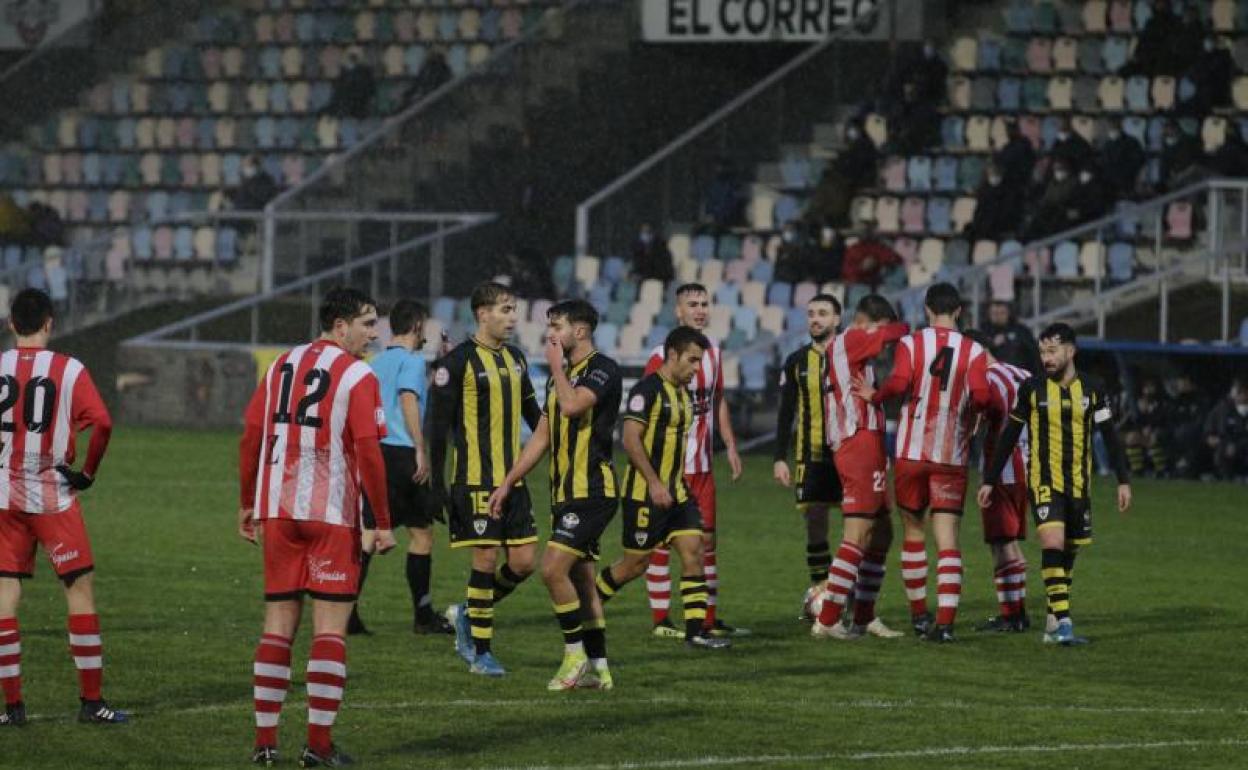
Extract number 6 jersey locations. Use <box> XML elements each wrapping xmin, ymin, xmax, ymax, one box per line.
<box><xmin>241</xmin><ymin>340</ymin><xmax>387</xmax><ymax>527</ymax></box>
<box><xmin>0</xmin><ymin>348</ymin><xmax>112</xmax><ymax>514</ymax></box>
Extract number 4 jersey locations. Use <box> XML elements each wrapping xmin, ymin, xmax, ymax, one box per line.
<box><xmin>241</xmin><ymin>340</ymin><xmax>388</xmax><ymax>527</ymax></box>
<box><xmin>0</xmin><ymin>347</ymin><xmax>113</xmax><ymax>514</ymax></box>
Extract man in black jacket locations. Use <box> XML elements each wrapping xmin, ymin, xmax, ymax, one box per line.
<box><xmin>981</xmin><ymin>301</ymin><xmax>1041</xmax><ymax>373</ymax></box>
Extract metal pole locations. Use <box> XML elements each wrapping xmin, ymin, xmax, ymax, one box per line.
<box><xmin>389</xmin><ymin>221</ymin><xmax>399</xmax><ymax>291</ymax></box>
<box><xmin>430</xmin><ymin>231</ymin><xmax>445</xmax><ymax>304</ymax></box>
<box><xmin>250</xmin><ymin>304</ymin><xmax>260</xmax><ymax>345</ymax></box>
<box><xmin>1031</xmin><ymin>254</ymin><xmax>1041</xmax><ymax>328</ymax></box>
<box><xmin>299</xmin><ymin>219</ymin><xmax>308</xmax><ymax>281</ymax></box>
<box><xmin>1095</xmin><ymin>232</ymin><xmax>1104</xmax><ymax>338</ymax></box>
<box><xmin>574</xmin><ymin>204</ymin><xmax>589</xmax><ymax>257</ymax></box>
<box><xmin>1156</xmin><ymin>209</ymin><xmax>1165</xmax><ymax>343</ymax></box>
<box><xmin>262</xmin><ymin>203</ymin><xmax>276</xmax><ymax>294</ymax></box>
<box><xmin>971</xmin><ymin>273</ymin><xmax>981</xmax><ymax>329</ymax></box>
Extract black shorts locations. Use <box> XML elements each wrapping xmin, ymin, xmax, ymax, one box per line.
<box><xmin>449</xmin><ymin>484</ymin><xmax>538</xmax><ymax>549</ymax></box>
<box><xmin>362</xmin><ymin>444</ymin><xmax>435</xmax><ymax>529</ymax></box>
<box><xmin>1031</xmin><ymin>492</ymin><xmax>1092</xmax><ymax>545</ymax></box>
<box><xmin>795</xmin><ymin>458</ymin><xmax>843</xmax><ymax>507</ymax></box>
<box><xmin>549</xmin><ymin>498</ymin><xmax>617</xmax><ymax>561</ymax></box>
<box><xmin>620</xmin><ymin>498</ymin><xmax>702</xmax><ymax>553</ymax></box>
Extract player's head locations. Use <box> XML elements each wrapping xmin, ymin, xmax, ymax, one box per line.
<box><xmin>9</xmin><ymin>288</ymin><xmax>54</xmax><ymax>340</ymax></box>
<box><xmin>1232</xmin><ymin>378</ymin><xmax>1248</xmax><ymax>408</ymax></box>
<box><xmin>663</xmin><ymin>326</ymin><xmax>709</xmax><ymax>386</ymax></box>
<box><xmin>964</xmin><ymin>329</ymin><xmax>996</xmax><ymax>364</ymax></box>
<box><xmin>674</xmin><ymin>283</ymin><xmax>710</xmax><ymax>330</ymax></box>
<box><xmin>546</xmin><ymin>299</ymin><xmax>598</xmax><ymax>354</ymax></box>
<box><xmin>319</xmin><ymin>287</ymin><xmax>378</xmax><ymax>358</ymax></box>
<box><xmin>923</xmin><ymin>282</ymin><xmax>962</xmax><ymax>325</ymax></box>
<box><xmin>471</xmin><ymin>281</ymin><xmax>518</xmax><ymax>344</ymax></box>
<box><xmin>807</xmin><ymin>293</ymin><xmax>841</xmax><ymax>343</ymax></box>
<box><xmin>388</xmin><ymin>299</ymin><xmax>427</xmax><ymax>348</ymax></box>
<box><xmin>851</xmin><ymin>293</ymin><xmax>897</xmax><ymax>330</ymax></box>
<box><xmin>988</xmin><ymin>299</ymin><xmax>1012</xmax><ymax>326</ymax></box>
<box><xmin>1038</xmin><ymin>323</ymin><xmax>1077</xmax><ymax>378</ymax></box>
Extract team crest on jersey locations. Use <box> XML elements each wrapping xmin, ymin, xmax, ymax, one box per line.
<box><xmin>434</xmin><ymin>367</ymin><xmax>450</xmax><ymax>387</ymax></box>
<box><xmin>634</xmin><ymin>531</ymin><xmax>648</xmax><ymax>546</ymax></box>
<box><xmin>1081</xmin><ymin>397</ymin><xmax>1090</xmax><ymax>410</ymax></box>
<box><xmin>1036</xmin><ymin>505</ymin><xmax>1050</xmax><ymax>520</ymax></box>
<box><xmin>473</xmin><ymin>519</ymin><xmax>488</xmax><ymax>535</ymax></box>
<box><xmin>560</xmin><ymin>512</ymin><xmax>580</xmax><ymax>530</ymax></box>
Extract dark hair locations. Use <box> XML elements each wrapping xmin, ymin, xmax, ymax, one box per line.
<box><xmin>990</xmin><ymin>299</ymin><xmax>1012</xmax><ymax>308</ymax></box>
<box><xmin>547</xmin><ymin>299</ymin><xmax>599</xmax><ymax>332</ymax></box>
<box><xmin>675</xmin><ymin>283</ymin><xmax>708</xmax><ymax>299</ymax></box>
<box><xmin>470</xmin><ymin>281</ymin><xmax>514</xmax><ymax>314</ymax></box>
<box><xmin>388</xmin><ymin>299</ymin><xmax>428</xmax><ymax>337</ymax></box>
<box><xmin>664</xmin><ymin>326</ymin><xmax>710</xmax><ymax>358</ymax></box>
<box><xmin>9</xmin><ymin>288</ymin><xmax>54</xmax><ymax>336</ymax></box>
<box><xmin>855</xmin><ymin>294</ymin><xmax>897</xmax><ymax>323</ymax></box>
<box><xmin>924</xmin><ymin>282</ymin><xmax>962</xmax><ymax>315</ymax></box>
<box><xmin>1039</xmin><ymin>322</ymin><xmax>1077</xmax><ymax>345</ymax></box>
<box><xmin>809</xmin><ymin>293</ymin><xmax>842</xmax><ymax>315</ymax></box>
<box><xmin>319</xmin><ymin>287</ymin><xmax>376</xmax><ymax>332</ymax></box>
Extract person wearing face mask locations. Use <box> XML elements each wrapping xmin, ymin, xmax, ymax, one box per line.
<box><xmin>1025</xmin><ymin>160</ymin><xmax>1078</xmax><ymax>240</ymax></box>
<box><xmin>1099</xmin><ymin>119</ymin><xmax>1146</xmax><ymax>200</ymax></box>
<box><xmin>993</xmin><ymin>119</ymin><xmax>1035</xmax><ymax>195</ymax></box>
<box><xmin>229</xmin><ymin>155</ymin><xmax>279</xmax><ymax>211</ymax></box>
<box><xmin>1159</xmin><ymin>120</ymin><xmax>1207</xmax><ymax>191</ymax></box>
<box><xmin>1069</xmin><ymin>166</ymin><xmax>1110</xmax><ymax>226</ymax></box>
<box><xmin>1204</xmin><ymin>379</ymin><xmax>1248</xmax><ymax>482</ymax></box>
<box><xmin>774</xmin><ymin>221</ymin><xmax>811</xmax><ymax>284</ymax></box>
<box><xmin>1182</xmin><ymin>37</ymin><xmax>1235</xmax><ymax>115</ymax></box>
<box><xmin>630</xmin><ymin>223</ymin><xmax>674</xmax><ymax>283</ymax></box>
<box><xmin>1049</xmin><ymin>117</ymin><xmax>1094</xmax><ymax>177</ymax></box>
<box><xmin>968</xmin><ymin>163</ymin><xmax>1023</xmax><ymax>242</ymax></box>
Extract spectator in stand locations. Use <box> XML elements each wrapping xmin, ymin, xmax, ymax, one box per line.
<box><xmin>402</xmin><ymin>47</ymin><xmax>452</xmax><ymax>106</ymax></box>
<box><xmin>994</xmin><ymin>119</ymin><xmax>1035</xmax><ymax>195</ymax></box>
<box><xmin>885</xmin><ymin>81</ymin><xmax>940</xmax><ymax>156</ymax></box>
<box><xmin>630</xmin><ymin>223</ymin><xmax>673</xmax><ymax>283</ymax></box>
<box><xmin>229</xmin><ymin>155</ymin><xmax>280</xmax><ymax>211</ymax></box>
<box><xmin>326</xmin><ymin>49</ymin><xmax>377</xmax><ymax>119</ymax></box>
<box><xmin>1180</xmin><ymin>37</ymin><xmax>1234</xmax><ymax>115</ymax></box>
<box><xmin>26</xmin><ymin>202</ymin><xmax>66</xmax><ymax>248</ymax></box>
<box><xmin>980</xmin><ymin>300</ymin><xmax>1041</xmax><ymax>372</ymax></box>
<box><xmin>967</xmin><ymin>163</ymin><xmax>1023</xmax><ymax>242</ymax></box>
<box><xmin>1120</xmin><ymin>378</ymin><xmax>1173</xmax><ymax>477</ymax></box>
<box><xmin>880</xmin><ymin>40</ymin><xmax>947</xmax><ymax>112</ymax></box>
<box><xmin>1069</xmin><ymin>166</ymin><xmax>1112</xmax><ymax>226</ymax></box>
<box><xmin>911</xmin><ymin>41</ymin><xmax>948</xmax><ymax>106</ymax></box>
<box><xmin>841</xmin><ymin>223</ymin><xmax>901</xmax><ymax>290</ymax></box>
<box><xmin>1209</xmin><ymin>125</ymin><xmax>1248</xmax><ymax>178</ymax></box>
<box><xmin>774</xmin><ymin>220</ymin><xmax>811</xmax><ymax>284</ymax></box>
<box><xmin>702</xmin><ymin>158</ymin><xmax>743</xmax><ymax>230</ymax></box>
<box><xmin>1025</xmin><ymin>158</ymin><xmax>1078</xmax><ymax>239</ymax></box>
<box><xmin>1171</xmin><ymin>374</ymin><xmax>1211</xmax><ymax>479</ymax></box>
<box><xmin>1099</xmin><ymin>118</ymin><xmax>1147</xmax><ymax>200</ymax></box>
<box><xmin>0</xmin><ymin>193</ymin><xmax>31</xmax><ymax>244</ymax></box>
<box><xmin>807</xmin><ymin>224</ymin><xmax>844</xmax><ymax>284</ymax></box>
<box><xmin>1160</xmin><ymin>120</ymin><xmax>1207</xmax><ymax>191</ymax></box>
<box><xmin>804</xmin><ymin>122</ymin><xmax>878</xmax><ymax>228</ymax></box>
<box><xmin>1050</xmin><ymin>117</ymin><xmax>1095</xmax><ymax>176</ymax></box>
<box><xmin>1170</xmin><ymin>5</ymin><xmax>1205</xmax><ymax>76</ymax></box>
<box><xmin>1204</xmin><ymin>379</ymin><xmax>1248</xmax><ymax>481</ymax></box>
<box><xmin>1125</xmin><ymin>0</ymin><xmax>1179</xmax><ymax>76</ymax></box>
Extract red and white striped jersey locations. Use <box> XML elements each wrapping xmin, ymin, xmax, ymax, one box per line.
<box><xmin>0</xmin><ymin>348</ymin><xmax>111</xmax><ymax>514</ymax></box>
<box><xmin>645</xmin><ymin>341</ymin><xmax>723</xmax><ymax>475</ymax></box>
<box><xmin>243</xmin><ymin>340</ymin><xmax>386</xmax><ymax>527</ymax></box>
<box><xmin>888</xmin><ymin>327</ymin><xmax>990</xmax><ymax>466</ymax></box>
<box><xmin>824</xmin><ymin>323</ymin><xmax>909</xmax><ymax>450</ymax></box>
<box><xmin>983</xmin><ymin>361</ymin><xmax>1031</xmax><ymax>485</ymax></box>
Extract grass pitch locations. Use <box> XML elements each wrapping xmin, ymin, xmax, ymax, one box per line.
<box><xmin>3</xmin><ymin>428</ymin><xmax>1247</xmax><ymax>769</ymax></box>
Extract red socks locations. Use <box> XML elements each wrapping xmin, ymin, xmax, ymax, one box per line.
<box><xmin>67</xmin><ymin>614</ymin><xmax>102</xmax><ymax>701</ymax></box>
<box><xmin>253</xmin><ymin>633</ymin><xmax>292</xmax><ymax>748</ymax></box>
<box><xmin>306</xmin><ymin>634</ymin><xmax>347</xmax><ymax>756</ymax></box>
<box><xmin>0</xmin><ymin>617</ymin><xmax>20</xmax><ymax>706</ymax></box>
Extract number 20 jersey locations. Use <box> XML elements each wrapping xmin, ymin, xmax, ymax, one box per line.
<box><xmin>243</xmin><ymin>340</ymin><xmax>386</xmax><ymax>527</ymax></box>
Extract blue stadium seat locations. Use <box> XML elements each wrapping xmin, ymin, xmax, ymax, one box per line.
<box><xmin>1053</xmin><ymin>241</ymin><xmax>1080</xmax><ymax>278</ymax></box>
<box><xmin>1108</xmin><ymin>242</ymin><xmax>1134</xmax><ymax>282</ymax></box>
<box><xmin>602</xmin><ymin>256</ymin><xmax>626</xmax><ymax>283</ymax></box>
<box><xmin>714</xmin><ymin>283</ymin><xmax>741</xmax><ymax>306</ymax></box>
<box><xmin>740</xmin><ymin>352</ymin><xmax>768</xmax><ymax>391</ymax></box>
<box><xmin>941</xmin><ymin>116</ymin><xmax>965</xmax><ymax>151</ymax></box>
<box><xmin>596</xmin><ymin>322</ymin><xmax>619</xmax><ymax>354</ymax></box>
<box><xmin>1004</xmin><ymin>1</ymin><xmax>1033</xmax><ymax>33</ymax></box>
<box><xmin>691</xmin><ymin>234</ymin><xmax>715</xmax><ymax>262</ymax></box>
<box><xmin>933</xmin><ymin>156</ymin><xmax>958</xmax><ymax>192</ymax></box>
<box><xmin>977</xmin><ymin>37</ymin><xmax>1001</xmax><ymax>71</ymax></box>
<box><xmin>766</xmin><ymin>281</ymin><xmax>792</xmax><ymax>307</ymax></box>
<box><xmin>907</xmin><ymin>156</ymin><xmax>932</xmax><ymax>192</ymax></box>
<box><xmin>926</xmin><ymin>197</ymin><xmax>953</xmax><ymax>235</ymax></box>
<box><xmin>749</xmin><ymin>260</ymin><xmax>774</xmax><ymax>283</ymax></box>
<box><xmin>997</xmin><ymin>77</ymin><xmax>1022</xmax><ymax>111</ymax></box>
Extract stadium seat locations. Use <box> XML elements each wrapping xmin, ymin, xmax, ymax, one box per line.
<box><xmin>901</xmin><ymin>197</ymin><xmax>926</xmax><ymax>235</ymax></box>
<box><xmin>933</xmin><ymin>156</ymin><xmax>959</xmax><ymax>192</ymax></box>
<box><xmin>1026</xmin><ymin>38</ymin><xmax>1053</xmax><ymax>74</ymax></box>
<box><xmin>970</xmin><ymin>77</ymin><xmax>995</xmax><ymax>111</ymax></box>
<box><xmin>1204</xmin><ymin>116</ymin><xmax>1229</xmax><ymax>152</ymax></box>
<box><xmin>988</xmin><ymin>262</ymin><xmax>1016</xmax><ymax>301</ymax></box>
<box><xmin>977</xmin><ymin>37</ymin><xmax>1001</xmax><ymax>72</ymax></box>
<box><xmin>918</xmin><ymin>238</ymin><xmax>944</xmax><ymax>274</ymax></box>
<box><xmin>907</xmin><ymin>156</ymin><xmax>932</xmax><ymax>192</ymax></box>
<box><xmin>926</xmin><ymin>197</ymin><xmax>952</xmax><ymax>235</ymax></box>
<box><xmin>874</xmin><ymin>196</ymin><xmax>900</xmax><ymax>233</ymax></box>
<box><xmin>749</xmin><ymin>260</ymin><xmax>774</xmax><ymax>284</ymax></box>
<box><xmin>1048</xmin><ymin>77</ymin><xmax>1073</xmax><ymax>111</ymax></box>
<box><xmin>1079</xmin><ymin>242</ymin><xmax>1105</xmax><ymax>278</ymax></box>
<box><xmin>792</xmin><ymin>281</ymin><xmax>817</xmax><ymax>307</ymax></box>
<box><xmin>950</xmin><ymin>37</ymin><xmax>977</xmax><ymax>72</ymax></box>
<box><xmin>714</xmin><ymin>282</ymin><xmax>740</xmax><ymax>307</ymax></box>
<box><xmin>1126</xmin><ymin>76</ymin><xmax>1151</xmax><ymax>112</ymax></box>
<box><xmin>1166</xmin><ymin>202</ymin><xmax>1193</xmax><ymax>240</ymax></box>
<box><xmin>740</xmin><ymin>280</ymin><xmax>766</xmax><ymax>309</ymax></box>
<box><xmin>1025</xmin><ymin>245</ymin><xmax>1053</xmax><ymax>279</ymax></box>
<box><xmin>1151</xmin><ymin>76</ymin><xmax>1176</xmax><ymax>111</ymax></box>
<box><xmin>1053</xmin><ymin>241</ymin><xmax>1080</xmax><ymax>278</ymax></box>
<box><xmin>996</xmin><ymin>77</ymin><xmax>1021</xmax><ymax>112</ymax></box>
<box><xmin>945</xmin><ymin>238</ymin><xmax>970</xmax><ymax>267</ymax></box>
<box><xmin>941</xmin><ymin>116</ymin><xmax>965</xmax><ymax>151</ymax></box>
<box><xmin>881</xmin><ymin>157</ymin><xmax>906</xmax><ymax>192</ymax></box>
<box><xmin>1084</xmin><ymin>1</ymin><xmax>1108</xmax><ymax>33</ymax></box>
<box><xmin>1108</xmin><ymin>242</ymin><xmax>1135</xmax><ymax>282</ymax></box>
<box><xmin>766</xmin><ymin>281</ymin><xmax>792</xmax><ymax>308</ymax></box>
<box><xmin>971</xmin><ymin>239</ymin><xmax>997</xmax><ymax>265</ymax></box>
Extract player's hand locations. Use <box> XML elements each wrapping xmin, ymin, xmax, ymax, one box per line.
<box><xmin>648</xmin><ymin>480</ymin><xmax>674</xmax><ymax>509</ymax></box>
<box><xmin>56</xmin><ymin>465</ymin><xmax>93</xmax><ymax>491</ymax></box>
<box><xmin>544</xmin><ymin>337</ymin><xmax>564</xmax><ymax>371</ymax></box>
<box><xmin>374</xmin><ymin>529</ymin><xmax>397</xmax><ymax>555</ymax></box>
<box><xmin>773</xmin><ymin>460</ymin><xmax>791</xmax><ymax>487</ymax></box>
<box><xmin>976</xmin><ymin>484</ymin><xmax>994</xmax><ymax>509</ymax></box>
<box><xmin>487</xmin><ymin>484</ymin><xmax>512</xmax><ymax>519</ymax></box>
<box><xmin>1117</xmin><ymin>483</ymin><xmax>1132</xmax><ymax>514</ymax></box>
<box><xmin>412</xmin><ymin>446</ymin><xmax>430</xmax><ymax>485</ymax></box>
<box><xmin>726</xmin><ymin>445</ymin><xmax>743</xmax><ymax>481</ymax></box>
<box><xmin>850</xmin><ymin>375</ymin><xmax>876</xmax><ymax>403</ymax></box>
<box><xmin>360</xmin><ymin>528</ymin><xmax>378</xmax><ymax>554</ymax></box>
<box><xmin>238</xmin><ymin>508</ymin><xmax>258</xmax><ymax>545</ymax></box>
<box><xmin>430</xmin><ymin>485</ymin><xmax>448</xmax><ymax>524</ymax></box>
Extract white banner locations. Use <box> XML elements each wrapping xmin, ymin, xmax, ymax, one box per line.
<box><xmin>640</xmin><ymin>0</ymin><xmax>883</xmax><ymax>43</ymax></box>
<box><xmin>1</xmin><ymin>0</ymin><xmax>96</xmax><ymax>50</ymax></box>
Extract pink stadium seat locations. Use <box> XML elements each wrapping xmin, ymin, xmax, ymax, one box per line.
<box><xmin>881</xmin><ymin>157</ymin><xmax>906</xmax><ymax>192</ymax></box>
<box><xmin>1166</xmin><ymin>202</ymin><xmax>1193</xmax><ymax>240</ymax></box>
<box><xmin>893</xmin><ymin>237</ymin><xmax>918</xmax><ymax>264</ymax></box>
<box><xmin>1026</xmin><ymin>38</ymin><xmax>1054</xmax><ymax>73</ymax></box>
<box><xmin>901</xmin><ymin>197</ymin><xmax>926</xmax><ymax>235</ymax></box>
<box><xmin>989</xmin><ymin>262</ymin><xmax>1016</xmax><ymax>300</ymax></box>
<box><xmin>1024</xmin><ymin>247</ymin><xmax>1051</xmax><ymax>276</ymax></box>
<box><xmin>874</xmin><ymin>196</ymin><xmax>900</xmax><ymax>233</ymax></box>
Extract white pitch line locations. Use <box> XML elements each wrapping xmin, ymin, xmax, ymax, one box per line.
<box><xmin>472</xmin><ymin>739</ymin><xmax>1248</xmax><ymax>770</ymax></box>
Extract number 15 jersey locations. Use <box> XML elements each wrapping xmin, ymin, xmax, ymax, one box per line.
<box><xmin>243</xmin><ymin>340</ymin><xmax>386</xmax><ymax>527</ymax></box>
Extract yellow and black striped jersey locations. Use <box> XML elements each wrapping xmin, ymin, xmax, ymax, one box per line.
<box><xmin>545</xmin><ymin>351</ymin><xmax>621</xmax><ymax>504</ymax></box>
<box><xmin>775</xmin><ymin>342</ymin><xmax>829</xmax><ymax>464</ymax></box>
<box><xmin>426</xmin><ymin>338</ymin><xmax>542</xmax><ymax>489</ymax></box>
<box><xmin>987</xmin><ymin>372</ymin><xmax>1129</xmax><ymax>500</ymax></box>
<box><xmin>621</xmin><ymin>372</ymin><xmax>692</xmax><ymax>504</ymax></box>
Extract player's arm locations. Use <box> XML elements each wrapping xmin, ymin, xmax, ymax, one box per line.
<box><xmin>622</xmin><ymin>382</ymin><xmax>673</xmax><ymax>508</ymax></box>
<box><xmin>397</xmin><ymin>358</ymin><xmax>429</xmax><ymax>484</ymax></box>
<box><xmin>349</xmin><ymin>374</ymin><xmax>395</xmax><ymax>551</ymax></box>
<box><xmin>967</xmin><ymin>350</ymin><xmax>991</xmax><ymax>410</ymax></box>
<box><xmin>1092</xmin><ymin>386</ymin><xmax>1132</xmax><ymax>512</ymax></box>
<box><xmin>715</xmin><ymin>354</ymin><xmax>743</xmax><ymax>480</ymax></box>
<box><xmin>490</xmin><ymin>414</ymin><xmax>551</xmax><ymax>517</ymax></box>
<box><xmin>864</xmin><ymin>336</ymin><xmax>913</xmax><ymax>404</ymax></box>
<box><xmin>547</xmin><ymin>343</ymin><xmax>599</xmax><ymax>418</ymax></box>
<box><xmin>978</xmin><ymin>380</ymin><xmax>1032</xmax><ymax>505</ymax></box>
<box><xmin>518</xmin><ymin>353</ymin><xmax>543</xmax><ymax>430</ymax></box>
<box><xmin>424</xmin><ymin>353</ymin><xmax>461</xmax><ymax>499</ymax></box>
<box><xmin>773</xmin><ymin>356</ymin><xmax>797</xmax><ymax>486</ymax></box>
<box><xmin>237</xmin><ymin>378</ymin><xmax>267</xmax><ymax>544</ymax></box>
<box><xmin>59</xmin><ymin>369</ymin><xmax>113</xmax><ymax>490</ymax></box>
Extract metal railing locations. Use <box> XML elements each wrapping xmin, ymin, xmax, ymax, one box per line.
<box><xmin>131</xmin><ymin>211</ymin><xmax>496</xmax><ymax>348</ymax></box>
<box><xmin>573</xmin><ymin>1</ymin><xmax>885</xmax><ymax>258</ymax></box>
<box><xmin>261</xmin><ymin>0</ymin><xmax>604</xmax><ymax>292</ymax></box>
